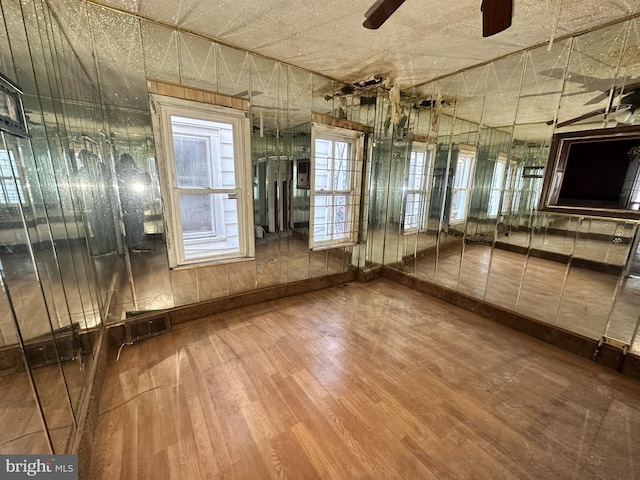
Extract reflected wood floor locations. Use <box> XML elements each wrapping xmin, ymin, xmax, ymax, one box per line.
<box><xmin>90</xmin><ymin>279</ymin><xmax>640</xmax><ymax>479</ymax></box>
<box><xmin>0</xmin><ymin>361</ymin><xmax>79</xmax><ymax>454</ymax></box>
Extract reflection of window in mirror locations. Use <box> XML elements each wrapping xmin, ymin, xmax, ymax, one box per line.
<box><xmin>310</xmin><ymin>123</ymin><xmax>364</xmax><ymax>249</ymax></box>
<box><xmin>449</xmin><ymin>146</ymin><xmax>476</xmax><ymax>225</ymax></box>
<box><xmin>150</xmin><ymin>94</ymin><xmax>253</xmax><ymax>267</ymax></box>
<box><xmin>619</xmin><ymin>146</ymin><xmax>640</xmax><ymax>210</ymax></box>
<box><xmin>0</xmin><ymin>149</ymin><xmax>25</xmax><ymax>205</ymax></box>
<box><xmin>487</xmin><ymin>154</ymin><xmax>507</xmax><ymax>218</ymax></box>
<box><xmin>403</xmin><ymin>142</ymin><xmax>432</xmax><ymax>233</ymax></box>
<box><xmin>520</xmin><ymin>166</ymin><xmax>545</xmax><ymax>213</ymax></box>
<box><xmin>0</xmin><ymin>72</ymin><xmax>28</xmax><ymax>138</ymax></box>
<box><xmin>502</xmin><ymin>159</ymin><xmax>521</xmax><ymax>215</ymax></box>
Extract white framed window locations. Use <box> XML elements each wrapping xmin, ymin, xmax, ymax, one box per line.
<box><xmin>487</xmin><ymin>154</ymin><xmax>507</xmax><ymax>218</ymax></box>
<box><xmin>449</xmin><ymin>146</ymin><xmax>476</xmax><ymax>224</ymax></box>
<box><xmin>0</xmin><ymin>149</ymin><xmax>25</xmax><ymax>205</ymax></box>
<box><xmin>150</xmin><ymin>94</ymin><xmax>254</xmax><ymax>267</ymax></box>
<box><xmin>403</xmin><ymin>142</ymin><xmax>432</xmax><ymax>232</ymax></box>
<box><xmin>310</xmin><ymin>123</ymin><xmax>364</xmax><ymax>249</ymax></box>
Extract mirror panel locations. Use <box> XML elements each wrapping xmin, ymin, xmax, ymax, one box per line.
<box><xmin>216</xmin><ymin>43</ymin><xmax>250</xmax><ymax>98</ymax></box>
<box><xmin>252</xmin><ymin>58</ymin><xmax>287</xmax><ymax>286</ymax></box>
<box><xmin>555</xmin><ymin>218</ymin><xmax>622</xmax><ymax>339</ymax></box>
<box><xmin>178</xmin><ymin>31</ymin><xmax>219</xmax><ymax>92</ymax></box>
<box><xmin>434</xmin><ymin>122</ymin><xmax>480</xmax><ymax>290</ymax></box>
<box><xmin>557</xmin><ymin>22</ymin><xmax>629</xmax><ymax>130</ymax></box>
<box><xmin>287</xmin><ymin>65</ymin><xmax>314</xmax><ymax>281</ymax></box>
<box><xmin>438</xmin><ymin>71</ymin><xmax>482</xmax><ymax>291</ymax></box>
<box><xmin>515</xmin><ymin>213</ymin><xmax>569</xmax><ymax>324</ymax></box>
<box><xmin>517</xmin><ymin>40</ymin><xmax>570</xmax><ymax>126</ymax></box>
<box><xmin>381</xmin><ymin>134</ymin><xmax>410</xmax><ymax>266</ymax></box>
<box><xmin>0</xmin><ymin>131</ymin><xmax>75</xmax><ymax>453</ymax></box>
<box><xmin>600</xmin><ymin>223</ymin><xmax>640</xmax><ymax>345</ymax></box>
<box><xmin>141</xmin><ymin>21</ymin><xmax>179</xmax><ymax>83</ymax></box>
<box><xmin>0</xmin><ymin>278</ymin><xmax>50</xmax><ymax>454</ymax></box>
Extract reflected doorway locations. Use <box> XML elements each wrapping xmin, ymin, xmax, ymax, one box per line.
<box><xmin>260</xmin><ymin>155</ymin><xmax>293</xmax><ymax>233</ymax></box>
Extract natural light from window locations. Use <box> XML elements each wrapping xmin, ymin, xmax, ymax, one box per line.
<box><xmin>310</xmin><ymin>124</ymin><xmax>364</xmax><ymax>249</ymax></box>
<box><xmin>487</xmin><ymin>155</ymin><xmax>507</xmax><ymax>218</ymax></box>
<box><xmin>403</xmin><ymin>143</ymin><xmax>431</xmax><ymax>232</ymax></box>
<box><xmin>151</xmin><ymin>95</ymin><xmax>253</xmax><ymax>267</ymax></box>
<box><xmin>450</xmin><ymin>148</ymin><xmax>475</xmax><ymax>224</ymax></box>
<box><xmin>0</xmin><ymin>149</ymin><xmax>24</xmax><ymax>205</ymax></box>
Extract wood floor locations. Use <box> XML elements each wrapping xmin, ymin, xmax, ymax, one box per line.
<box><xmin>90</xmin><ymin>279</ymin><xmax>640</xmax><ymax>479</ymax></box>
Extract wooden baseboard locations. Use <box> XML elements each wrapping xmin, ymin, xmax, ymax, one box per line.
<box><xmin>106</xmin><ymin>270</ymin><xmax>358</xmax><ymax>345</ymax></box>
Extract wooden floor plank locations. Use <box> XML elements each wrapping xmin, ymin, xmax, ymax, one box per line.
<box><xmin>90</xmin><ymin>278</ymin><xmax>640</xmax><ymax>479</ymax></box>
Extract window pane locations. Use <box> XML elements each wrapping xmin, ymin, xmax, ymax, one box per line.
<box><xmin>454</xmin><ymin>159</ymin><xmax>466</xmax><ymax>188</ymax></box>
<box><xmin>313</xmin><ymin>194</ymin><xmax>331</xmax><ymax>241</ymax></box>
<box><xmin>492</xmin><ymin>162</ymin><xmax>506</xmax><ymax>189</ymax></box>
<box><xmin>451</xmin><ymin>190</ymin><xmax>466</xmax><ymax>221</ymax></box>
<box><xmin>171</xmin><ymin>115</ymin><xmax>237</xmax><ymax>190</ymax></box>
<box><xmin>488</xmin><ymin>161</ymin><xmax>506</xmax><ymax>216</ymax></box>
<box><xmin>333</xmin><ymin>141</ymin><xmax>351</xmax><ymax>190</ymax></box>
<box><xmin>174</xmin><ymin>135</ymin><xmax>210</xmax><ymax>188</ymax></box>
<box><xmin>179</xmin><ymin>193</ymin><xmax>240</xmax><ymax>261</ymax></box>
<box><xmin>334</xmin><ymin>194</ymin><xmax>347</xmax><ymax>237</ymax></box>
<box><xmin>313</xmin><ymin>194</ymin><xmax>351</xmax><ymax>242</ymax></box>
<box><xmin>0</xmin><ymin>151</ymin><xmax>13</xmax><ymax>176</ymax></box>
<box><xmin>408</xmin><ymin>151</ymin><xmax>426</xmax><ymax>190</ymax></box>
<box><xmin>179</xmin><ymin>193</ymin><xmax>217</xmax><ymax>237</ymax></box>
<box><xmin>0</xmin><ymin>150</ymin><xmax>24</xmax><ymax>204</ymax></box>
<box><xmin>404</xmin><ymin>192</ymin><xmax>423</xmax><ymax>228</ymax></box>
<box><xmin>488</xmin><ymin>191</ymin><xmax>501</xmax><ymax>217</ymax></box>
<box><xmin>314</xmin><ymin>139</ymin><xmax>331</xmax><ymax>190</ymax></box>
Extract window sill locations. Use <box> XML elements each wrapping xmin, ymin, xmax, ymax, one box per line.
<box><xmin>170</xmin><ymin>255</ymin><xmax>255</xmax><ymax>271</ymax></box>
<box><xmin>311</xmin><ymin>242</ymin><xmax>356</xmax><ymax>251</ymax></box>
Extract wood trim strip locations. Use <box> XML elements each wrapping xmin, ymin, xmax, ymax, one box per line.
<box><xmin>311</xmin><ymin>112</ymin><xmax>374</xmax><ymax>134</ymax></box>
<box><xmin>147</xmin><ymin>80</ymin><xmax>250</xmax><ymax>111</ymax></box>
<box><xmin>106</xmin><ymin>270</ymin><xmax>357</xmax><ymax>345</ymax></box>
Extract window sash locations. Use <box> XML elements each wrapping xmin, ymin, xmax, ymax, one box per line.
<box><xmin>403</xmin><ymin>146</ymin><xmax>431</xmax><ymax>232</ymax></box>
<box><xmin>449</xmin><ymin>150</ymin><xmax>475</xmax><ymax>224</ymax></box>
<box><xmin>488</xmin><ymin>158</ymin><xmax>507</xmax><ymax>218</ymax></box>
<box><xmin>310</xmin><ymin>124</ymin><xmax>364</xmax><ymax>249</ymax></box>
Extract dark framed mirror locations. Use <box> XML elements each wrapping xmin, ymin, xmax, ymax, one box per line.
<box><xmin>540</xmin><ymin>125</ymin><xmax>640</xmax><ymax>219</ymax></box>
<box><xmin>0</xmin><ymin>73</ymin><xmax>28</xmax><ymax>138</ymax></box>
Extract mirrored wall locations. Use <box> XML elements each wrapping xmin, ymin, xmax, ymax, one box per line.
<box><xmin>0</xmin><ymin>0</ymin><xmax>110</xmax><ymax>453</ymax></box>
<box><xmin>38</xmin><ymin>0</ymin><xmax>385</xmax><ymax>323</ymax></box>
<box><xmin>384</xmin><ymin>20</ymin><xmax>640</xmax><ymax>355</ymax></box>
<box><xmin>3</xmin><ymin>0</ymin><xmax>639</xmax><ymax>459</ymax></box>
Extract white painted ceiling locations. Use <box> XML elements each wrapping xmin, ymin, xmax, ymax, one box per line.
<box><xmin>84</xmin><ymin>0</ymin><xmax>640</xmax><ymax>89</ymax></box>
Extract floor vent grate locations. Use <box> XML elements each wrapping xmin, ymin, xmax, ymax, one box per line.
<box><xmin>125</xmin><ymin>313</ymin><xmax>170</xmax><ymax>344</ymax></box>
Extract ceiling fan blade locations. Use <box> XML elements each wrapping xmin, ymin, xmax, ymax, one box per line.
<box><xmin>547</xmin><ymin>108</ymin><xmax>607</xmax><ymax>128</ymax></box>
<box><xmin>363</xmin><ymin>0</ymin><xmax>406</xmax><ymax>29</ymax></box>
<box><xmin>481</xmin><ymin>0</ymin><xmax>513</xmax><ymax>37</ymax></box>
